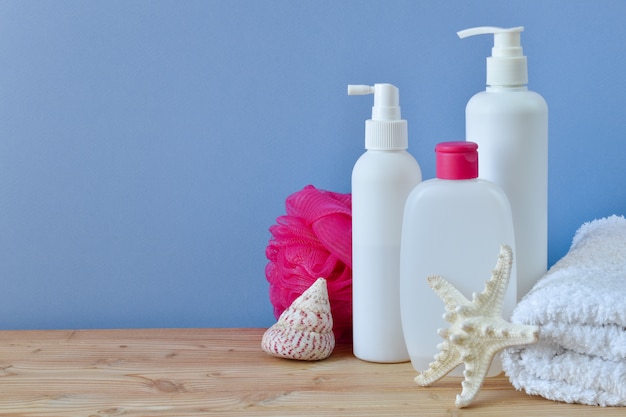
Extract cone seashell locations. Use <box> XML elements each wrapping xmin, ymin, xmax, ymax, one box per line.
<box><xmin>262</xmin><ymin>277</ymin><xmax>335</xmax><ymax>361</ymax></box>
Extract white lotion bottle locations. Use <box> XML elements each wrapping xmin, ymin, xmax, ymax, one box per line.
<box><xmin>400</xmin><ymin>142</ymin><xmax>516</xmax><ymax>376</ymax></box>
<box><xmin>349</xmin><ymin>83</ymin><xmax>422</xmax><ymax>363</ymax></box>
<box><xmin>458</xmin><ymin>26</ymin><xmax>548</xmax><ymax>300</ymax></box>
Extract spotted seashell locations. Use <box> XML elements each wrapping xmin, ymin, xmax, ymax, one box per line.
<box><xmin>262</xmin><ymin>277</ymin><xmax>335</xmax><ymax>361</ymax></box>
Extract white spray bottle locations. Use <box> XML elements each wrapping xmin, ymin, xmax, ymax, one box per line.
<box><xmin>458</xmin><ymin>26</ymin><xmax>548</xmax><ymax>300</ymax></box>
<box><xmin>348</xmin><ymin>83</ymin><xmax>422</xmax><ymax>363</ymax></box>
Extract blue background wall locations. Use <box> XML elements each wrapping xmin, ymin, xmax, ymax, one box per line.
<box><xmin>1</xmin><ymin>1</ymin><xmax>624</xmax><ymax>330</ymax></box>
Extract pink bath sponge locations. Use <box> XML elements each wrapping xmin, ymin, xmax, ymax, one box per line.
<box><xmin>266</xmin><ymin>185</ymin><xmax>352</xmax><ymax>343</ymax></box>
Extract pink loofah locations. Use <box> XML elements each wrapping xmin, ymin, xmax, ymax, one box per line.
<box><xmin>266</xmin><ymin>185</ymin><xmax>352</xmax><ymax>343</ymax></box>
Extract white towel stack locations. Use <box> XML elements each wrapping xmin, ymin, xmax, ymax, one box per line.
<box><xmin>502</xmin><ymin>215</ymin><xmax>626</xmax><ymax>406</ymax></box>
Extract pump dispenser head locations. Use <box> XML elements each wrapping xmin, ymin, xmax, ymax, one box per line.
<box><xmin>457</xmin><ymin>26</ymin><xmax>528</xmax><ymax>87</ymax></box>
<box><xmin>348</xmin><ymin>83</ymin><xmax>407</xmax><ymax>150</ymax></box>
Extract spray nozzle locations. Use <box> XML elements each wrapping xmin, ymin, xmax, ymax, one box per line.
<box><xmin>457</xmin><ymin>26</ymin><xmax>528</xmax><ymax>87</ymax></box>
<box><xmin>348</xmin><ymin>83</ymin><xmax>401</xmax><ymax>121</ymax></box>
<box><xmin>348</xmin><ymin>83</ymin><xmax>407</xmax><ymax>150</ymax></box>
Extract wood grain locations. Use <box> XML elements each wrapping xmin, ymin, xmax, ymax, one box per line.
<box><xmin>0</xmin><ymin>328</ymin><xmax>621</xmax><ymax>416</ymax></box>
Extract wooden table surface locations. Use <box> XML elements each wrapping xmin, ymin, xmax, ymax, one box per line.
<box><xmin>0</xmin><ymin>328</ymin><xmax>622</xmax><ymax>416</ymax></box>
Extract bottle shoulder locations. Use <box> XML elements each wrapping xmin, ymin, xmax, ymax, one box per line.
<box><xmin>467</xmin><ymin>89</ymin><xmax>547</xmax><ymax>112</ymax></box>
<box><xmin>355</xmin><ymin>149</ymin><xmax>418</xmax><ymax>162</ymax></box>
<box><xmin>353</xmin><ymin>150</ymin><xmax>422</xmax><ymax>179</ymax></box>
<box><xmin>405</xmin><ymin>179</ymin><xmax>511</xmax><ymax>210</ymax></box>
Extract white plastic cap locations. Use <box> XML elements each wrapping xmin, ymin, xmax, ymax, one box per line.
<box><xmin>457</xmin><ymin>26</ymin><xmax>528</xmax><ymax>87</ymax></box>
<box><xmin>347</xmin><ymin>83</ymin><xmax>408</xmax><ymax>150</ymax></box>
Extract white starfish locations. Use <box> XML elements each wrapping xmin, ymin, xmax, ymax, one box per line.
<box><xmin>414</xmin><ymin>244</ymin><xmax>539</xmax><ymax>408</ymax></box>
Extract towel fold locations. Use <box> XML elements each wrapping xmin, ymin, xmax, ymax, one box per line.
<box><xmin>502</xmin><ymin>215</ymin><xmax>626</xmax><ymax>406</ymax></box>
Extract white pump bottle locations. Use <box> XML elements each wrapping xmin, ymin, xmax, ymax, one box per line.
<box><xmin>349</xmin><ymin>83</ymin><xmax>422</xmax><ymax>363</ymax></box>
<box><xmin>458</xmin><ymin>26</ymin><xmax>548</xmax><ymax>300</ymax></box>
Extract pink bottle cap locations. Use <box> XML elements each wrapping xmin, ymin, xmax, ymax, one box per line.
<box><xmin>435</xmin><ymin>141</ymin><xmax>479</xmax><ymax>180</ymax></box>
